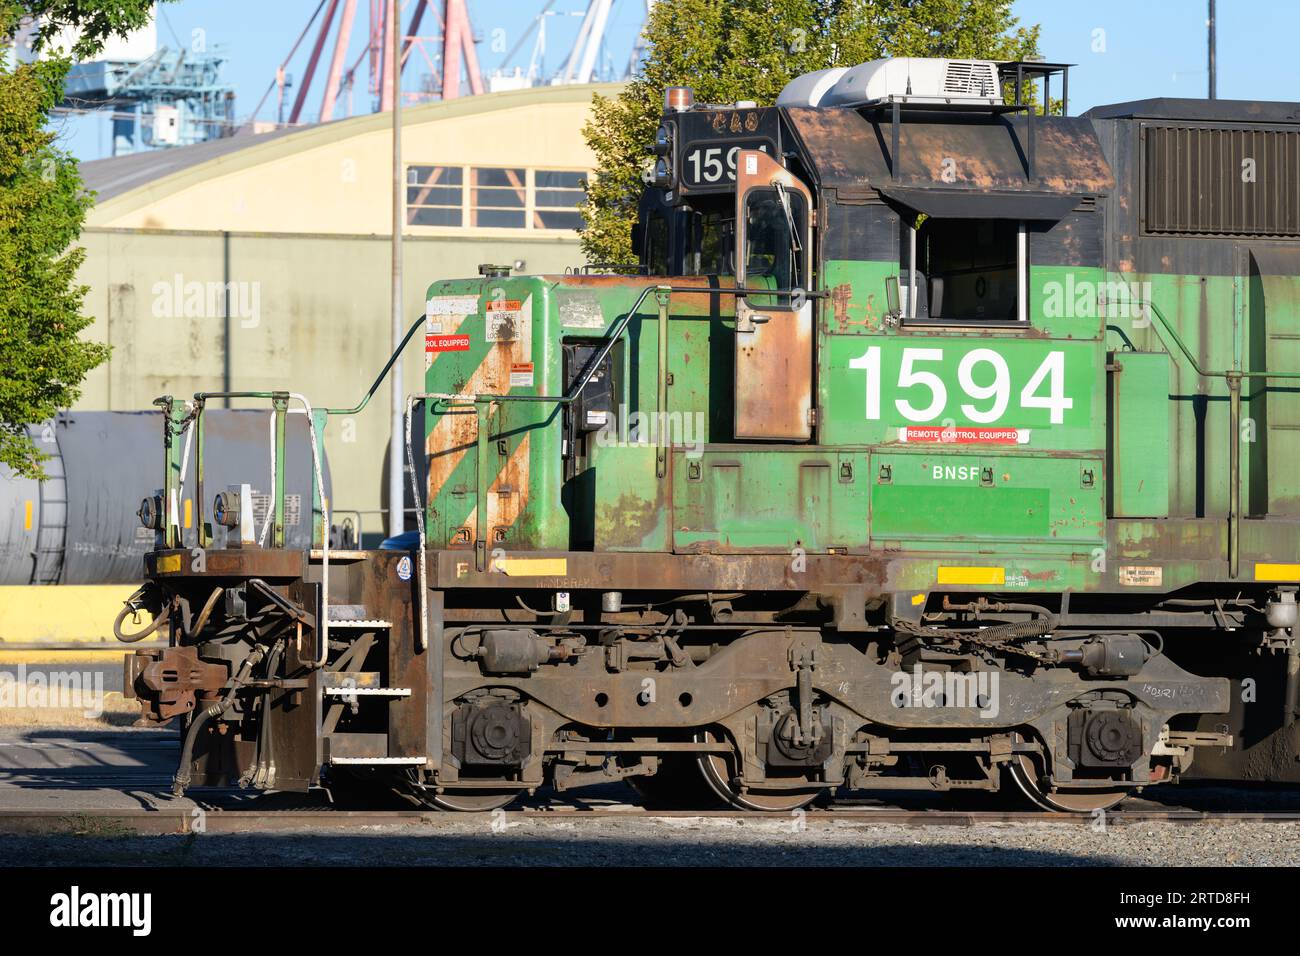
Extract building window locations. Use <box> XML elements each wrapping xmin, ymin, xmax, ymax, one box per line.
<box><xmin>406</xmin><ymin>165</ymin><xmax>462</xmax><ymax>226</ymax></box>
<box><xmin>405</xmin><ymin>165</ymin><xmax>587</xmax><ymax>231</ymax></box>
<box><xmin>470</xmin><ymin>166</ymin><xmax>526</xmax><ymax>228</ymax></box>
<box><xmin>534</xmin><ymin>170</ymin><xmax>585</xmax><ymax>230</ymax></box>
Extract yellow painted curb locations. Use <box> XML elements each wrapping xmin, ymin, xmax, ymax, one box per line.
<box><xmin>0</xmin><ymin>585</ymin><xmax>140</xmax><ymax>644</ymax></box>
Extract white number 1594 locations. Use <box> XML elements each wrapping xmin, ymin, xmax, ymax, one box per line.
<box><xmin>848</xmin><ymin>346</ymin><xmax>1073</xmax><ymax>425</ymax></box>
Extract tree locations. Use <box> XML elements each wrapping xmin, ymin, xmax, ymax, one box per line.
<box><xmin>0</xmin><ymin>1</ymin><xmax>164</xmax><ymax>478</ymax></box>
<box><xmin>579</xmin><ymin>0</ymin><xmax>1041</xmax><ymax>265</ymax></box>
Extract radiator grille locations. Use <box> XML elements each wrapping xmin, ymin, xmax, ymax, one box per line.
<box><xmin>1145</xmin><ymin>125</ymin><xmax>1300</xmax><ymax>237</ymax></box>
<box><xmin>942</xmin><ymin>60</ymin><xmax>997</xmax><ymax>98</ymax></box>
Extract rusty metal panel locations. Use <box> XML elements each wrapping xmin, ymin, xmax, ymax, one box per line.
<box><xmin>1144</xmin><ymin>125</ymin><xmax>1300</xmax><ymax>236</ymax></box>
<box><xmin>783</xmin><ymin>107</ymin><xmax>1113</xmax><ymax>195</ymax></box>
<box><xmin>735</xmin><ymin>301</ymin><xmax>814</xmax><ymax>439</ymax></box>
<box><xmin>734</xmin><ymin>149</ymin><xmax>814</xmax><ymax>440</ymax></box>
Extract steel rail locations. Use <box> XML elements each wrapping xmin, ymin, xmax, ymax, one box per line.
<box><xmin>0</xmin><ymin>806</ymin><xmax>1296</xmax><ymax>835</ymax></box>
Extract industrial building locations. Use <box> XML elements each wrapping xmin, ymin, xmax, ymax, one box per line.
<box><xmin>74</xmin><ymin>82</ymin><xmax>617</xmax><ymax>544</ymax></box>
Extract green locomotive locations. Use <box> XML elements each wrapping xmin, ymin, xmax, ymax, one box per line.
<box><xmin>123</xmin><ymin>58</ymin><xmax>1300</xmax><ymax>812</ymax></box>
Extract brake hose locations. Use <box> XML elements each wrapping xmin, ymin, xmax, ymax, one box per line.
<box><xmin>172</xmin><ymin>644</ymin><xmax>266</xmax><ymax>797</ymax></box>
<box><xmin>114</xmin><ymin>585</ymin><xmax>170</xmax><ymax>643</ymax></box>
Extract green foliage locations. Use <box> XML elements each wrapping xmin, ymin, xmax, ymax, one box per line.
<box><xmin>0</xmin><ymin>1</ymin><xmax>163</xmax><ymax>477</ymax></box>
<box><xmin>579</xmin><ymin>0</ymin><xmax>1041</xmax><ymax>264</ymax></box>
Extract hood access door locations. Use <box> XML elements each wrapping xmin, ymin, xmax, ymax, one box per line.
<box><xmin>734</xmin><ymin>149</ymin><xmax>815</xmax><ymax>440</ymax></box>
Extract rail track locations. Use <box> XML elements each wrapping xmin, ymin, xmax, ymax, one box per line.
<box><xmin>2</xmin><ymin>801</ymin><xmax>1299</xmax><ymax>835</ymax></box>
<box><xmin>3</xmin><ymin>731</ymin><xmax>1298</xmax><ymax>835</ymax></box>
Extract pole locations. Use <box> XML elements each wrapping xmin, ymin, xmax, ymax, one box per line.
<box><xmin>1208</xmin><ymin>0</ymin><xmax>1216</xmax><ymax>100</ymax></box>
<box><xmin>388</xmin><ymin>0</ymin><xmax>405</xmax><ymax>538</ymax></box>
<box><xmin>222</xmin><ymin>231</ymin><xmax>231</xmax><ymax>407</ymax></box>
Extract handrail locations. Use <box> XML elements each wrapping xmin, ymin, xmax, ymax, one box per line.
<box><xmin>323</xmin><ymin>312</ymin><xmax>429</xmax><ymax>416</ymax></box>
<box><xmin>171</xmin><ymin>390</ymin><xmax>331</xmax><ymax>665</ymax></box>
<box><xmin>168</xmin><ymin>277</ymin><xmax>815</xmax><ymax>668</ymax></box>
<box><xmin>427</xmin><ymin>282</ymin><xmax>817</xmax><ymax>409</ymax></box>
<box><xmin>1136</xmin><ymin>299</ymin><xmax>1300</xmax><ymax>580</ymax></box>
<box><xmin>417</xmin><ymin>280</ymin><xmax>819</xmax><ymax>570</ymax></box>
<box><xmin>405</xmin><ymin>394</ymin><xmax>431</xmax><ymax>653</ymax></box>
<box><xmin>1143</xmin><ymin>300</ymin><xmax>1300</xmax><ymax>381</ymax></box>
<box><xmin>195</xmin><ymin>280</ymin><xmax>816</xmax><ymax>416</ymax></box>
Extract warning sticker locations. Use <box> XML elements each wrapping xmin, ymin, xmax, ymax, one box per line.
<box><xmin>510</xmin><ymin>362</ymin><xmax>535</xmax><ymax>387</ymax></box>
<box><xmin>426</xmin><ymin>334</ymin><xmax>471</xmax><ymax>353</ymax></box>
<box><xmin>559</xmin><ymin>292</ymin><xmax>607</xmax><ymax>329</ymax></box>
<box><xmin>898</xmin><ymin>426</ymin><xmax>1030</xmax><ymax>445</ymax></box>
<box><xmin>486</xmin><ymin>298</ymin><xmax>525</xmax><ymax>342</ymax></box>
<box><xmin>1119</xmin><ymin>566</ymin><xmax>1163</xmax><ymax>587</ymax></box>
<box><xmin>426</xmin><ymin>295</ymin><xmax>479</xmax><ymax>317</ymax></box>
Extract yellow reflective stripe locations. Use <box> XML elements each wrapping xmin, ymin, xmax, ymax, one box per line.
<box><xmin>936</xmin><ymin>566</ymin><xmax>1005</xmax><ymax>586</ymax></box>
<box><xmin>498</xmin><ymin>558</ymin><xmax>567</xmax><ymax>577</ymax></box>
<box><xmin>1255</xmin><ymin>563</ymin><xmax>1300</xmax><ymax>582</ymax></box>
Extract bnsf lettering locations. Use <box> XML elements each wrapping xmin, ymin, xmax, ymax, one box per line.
<box><xmin>932</xmin><ymin>465</ymin><xmax>980</xmax><ymax>481</ymax></box>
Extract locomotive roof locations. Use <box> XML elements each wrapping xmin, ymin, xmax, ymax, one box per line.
<box><xmin>1084</xmin><ymin>97</ymin><xmax>1300</xmax><ymax>124</ymax></box>
<box><xmin>782</xmin><ymin>105</ymin><xmax>1113</xmax><ymax>219</ymax></box>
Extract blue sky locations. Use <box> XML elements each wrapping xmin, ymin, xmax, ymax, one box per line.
<box><xmin>54</xmin><ymin>0</ymin><xmax>1300</xmax><ymax>162</ymax></box>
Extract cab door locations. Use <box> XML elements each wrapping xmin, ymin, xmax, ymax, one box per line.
<box><xmin>734</xmin><ymin>149</ymin><xmax>815</xmax><ymax>440</ymax></box>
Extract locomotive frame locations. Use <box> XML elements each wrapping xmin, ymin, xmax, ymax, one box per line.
<box><xmin>121</xmin><ymin>58</ymin><xmax>1300</xmax><ymax>813</ymax></box>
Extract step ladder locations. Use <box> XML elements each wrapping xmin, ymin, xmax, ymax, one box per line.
<box><xmin>319</xmin><ymin>606</ymin><xmax>425</xmax><ymax>768</ymax></box>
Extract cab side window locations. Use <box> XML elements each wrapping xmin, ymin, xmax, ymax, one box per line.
<box><xmin>899</xmin><ymin>216</ymin><xmax>1023</xmax><ymax>323</ymax></box>
<box><xmin>743</xmin><ymin>188</ymin><xmax>807</xmax><ymax>291</ymax></box>
<box><xmin>689</xmin><ymin>210</ymin><xmax>734</xmax><ymax>277</ymax></box>
<box><xmin>645</xmin><ymin>213</ymin><xmax>669</xmax><ymax>276</ymax></box>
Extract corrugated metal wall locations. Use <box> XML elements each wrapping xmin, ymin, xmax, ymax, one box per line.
<box><xmin>1145</xmin><ymin>125</ymin><xmax>1300</xmax><ymax>237</ymax></box>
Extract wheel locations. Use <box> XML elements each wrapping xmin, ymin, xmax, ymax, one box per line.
<box><xmin>1006</xmin><ymin>733</ymin><xmax>1130</xmax><ymax>813</ymax></box>
<box><xmin>391</xmin><ymin>768</ymin><xmax>520</xmax><ymax>812</ymax></box>
<box><xmin>424</xmin><ymin>789</ymin><xmax>519</xmax><ymax>812</ymax></box>
<box><xmin>330</xmin><ymin>768</ymin><xmax>519</xmax><ymax>811</ymax></box>
<box><xmin>626</xmin><ymin>754</ymin><xmax>728</xmax><ymax>810</ymax></box>
<box><xmin>694</xmin><ymin>727</ymin><xmax>823</xmax><ymax>812</ymax></box>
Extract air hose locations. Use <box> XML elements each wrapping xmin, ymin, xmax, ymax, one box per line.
<box><xmin>114</xmin><ymin>584</ymin><xmax>169</xmax><ymax>643</ymax></box>
<box><xmin>172</xmin><ymin>644</ymin><xmax>266</xmax><ymax>797</ymax></box>
<box><xmin>185</xmin><ymin>586</ymin><xmax>224</xmax><ymax>640</ymax></box>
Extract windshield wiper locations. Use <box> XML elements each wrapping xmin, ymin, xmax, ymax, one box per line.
<box><xmin>773</xmin><ymin>181</ymin><xmax>803</xmax><ymax>288</ymax></box>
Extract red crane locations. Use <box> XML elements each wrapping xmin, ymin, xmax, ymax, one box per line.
<box><xmin>263</xmin><ymin>0</ymin><xmax>485</xmax><ymax>127</ymax></box>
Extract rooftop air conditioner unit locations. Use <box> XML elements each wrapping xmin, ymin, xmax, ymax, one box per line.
<box><xmin>776</xmin><ymin>58</ymin><xmax>1000</xmax><ymax>108</ymax></box>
